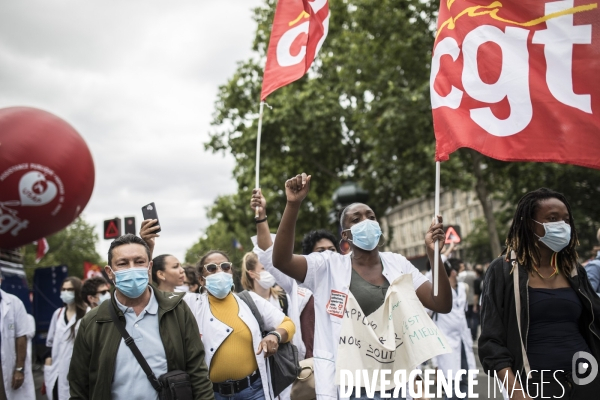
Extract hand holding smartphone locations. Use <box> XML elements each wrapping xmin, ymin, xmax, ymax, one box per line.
<box><xmin>141</xmin><ymin>202</ymin><xmax>161</xmax><ymax>233</ymax></box>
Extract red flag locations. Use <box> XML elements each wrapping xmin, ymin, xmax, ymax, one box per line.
<box><xmin>261</xmin><ymin>0</ymin><xmax>330</xmax><ymax>100</ymax></box>
<box><xmin>431</xmin><ymin>0</ymin><xmax>600</xmax><ymax>169</ymax></box>
<box><xmin>83</xmin><ymin>261</ymin><xmax>103</xmax><ymax>280</ymax></box>
<box><xmin>34</xmin><ymin>238</ymin><xmax>49</xmax><ymax>263</ymax></box>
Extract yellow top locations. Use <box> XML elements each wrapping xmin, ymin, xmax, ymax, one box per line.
<box><xmin>208</xmin><ymin>292</ymin><xmax>296</xmax><ymax>382</ymax></box>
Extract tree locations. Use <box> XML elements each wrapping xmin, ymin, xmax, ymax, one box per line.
<box><xmin>196</xmin><ymin>0</ymin><xmax>600</xmax><ymax>263</ymax></box>
<box><xmin>22</xmin><ymin>216</ymin><xmax>103</xmax><ymax>283</ymax></box>
<box><xmin>203</xmin><ymin>0</ymin><xmax>467</xmax><ymax>248</ymax></box>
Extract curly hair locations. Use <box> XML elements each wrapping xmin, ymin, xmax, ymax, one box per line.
<box><xmin>81</xmin><ymin>276</ymin><xmax>109</xmax><ymax>306</ymax></box>
<box><xmin>505</xmin><ymin>188</ymin><xmax>579</xmax><ymax>275</ymax></box>
<box><xmin>301</xmin><ymin>229</ymin><xmax>340</xmax><ymax>255</ymax></box>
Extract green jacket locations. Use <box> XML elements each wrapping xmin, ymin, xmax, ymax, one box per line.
<box><xmin>68</xmin><ymin>287</ymin><xmax>214</xmax><ymax>400</ymax></box>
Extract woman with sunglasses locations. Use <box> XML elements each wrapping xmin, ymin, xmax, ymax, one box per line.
<box><xmin>195</xmin><ymin>250</ymin><xmax>296</xmax><ymax>400</ymax></box>
<box><xmin>479</xmin><ymin>188</ymin><xmax>600</xmax><ymax>399</ymax></box>
<box><xmin>272</xmin><ymin>173</ymin><xmax>453</xmax><ymax>399</ymax></box>
<box><xmin>44</xmin><ymin>276</ymin><xmax>89</xmax><ymax>400</ymax></box>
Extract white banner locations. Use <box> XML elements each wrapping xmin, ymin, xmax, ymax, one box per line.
<box><xmin>335</xmin><ymin>274</ymin><xmax>451</xmax><ymax>391</ymax></box>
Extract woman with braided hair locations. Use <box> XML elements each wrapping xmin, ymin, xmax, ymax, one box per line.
<box><xmin>479</xmin><ymin>188</ymin><xmax>600</xmax><ymax>400</ymax></box>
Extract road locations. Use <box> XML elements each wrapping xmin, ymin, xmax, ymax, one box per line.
<box><xmin>32</xmin><ymin>343</ymin><xmax>504</xmax><ymax>399</ymax></box>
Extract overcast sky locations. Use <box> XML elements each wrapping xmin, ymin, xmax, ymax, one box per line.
<box><xmin>0</xmin><ymin>0</ymin><xmax>263</xmax><ymax>263</ymax></box>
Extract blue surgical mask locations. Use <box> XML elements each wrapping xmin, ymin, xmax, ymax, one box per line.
<box><xmin>111</xmin><ymin>266</ymin><xmax>149</xmax><ymax>299</ymax></box>
<box><xmin>345</xmin><ymin>219</ymin><xmax>383</xmax><ymax>251</ymax></box>
<box><xmin>205</xmin><ymin>272</ymin><xmax>234</xmax><ymax>299</ymax></box>
<box><xmin>533</xmin><ymin>220</ymin><xmax>571</xmax><ymax>252</ymax></box>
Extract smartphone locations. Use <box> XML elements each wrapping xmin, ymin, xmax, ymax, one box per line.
<box><xmin>141</xmin><ymin>202</ymin><xmax>161</xmax><ymax>233</ymax></box>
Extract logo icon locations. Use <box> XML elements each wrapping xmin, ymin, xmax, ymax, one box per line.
<box><xmin>19</xmin><ymin>171</ymin><xmax>58</xmax><ymax>206</ymax></box>
<box><xmin>572</xmin><ymin>351</ymin><xmax>598</xmax><ymax>385</ymax></box>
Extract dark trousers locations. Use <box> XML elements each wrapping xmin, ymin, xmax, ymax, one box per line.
<box><xmin>526</xmin><ymin>370</ymin><xmax>600</xmax><ymax>399</ymax></box>
<box><xmin>465</xmin><ymin>305</ymin><xmax>479</xmax><ymax>340</ymax></box>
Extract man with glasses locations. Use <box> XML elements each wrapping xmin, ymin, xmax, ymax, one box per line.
<box><xmin>68</xmin><ymin>234</ymin><xmax>213</xmax><ymax>400</ymax></box>
<box><xmin>81</xmin><ymin>276</ymin><xmax>111</xmax><ymax>308</ymax></box>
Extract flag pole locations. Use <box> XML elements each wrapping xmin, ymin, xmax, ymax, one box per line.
<box><xmin>255</xmin><ymin>101</ymin><xmax>265</xmax><ymax>218</ymax></box>
<box><xmin>434</xmin><ymin>160</ymin><xmax>441</xmax><ymax>297</ymax></box>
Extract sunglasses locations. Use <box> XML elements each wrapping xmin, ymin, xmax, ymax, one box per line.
<box><xmin>204</xmin><ymin>262</ymin><xmax>233</xmax><ymax>273</ymax></box>
<box><xmin>97</xmin><ymin>290</ymin><xmax>109</xmax><ymax>296</ymax></box>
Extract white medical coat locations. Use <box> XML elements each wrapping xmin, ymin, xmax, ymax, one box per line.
<box><xmin>431</xmin><ymin>282</ymin><xmax>476</xmax><ymax>376</ymax></box>
<box><xmin>44</xmin><ymin>306</ymin><xmax>85</xmax><ymax>400</ymax></box>
<box><xmin>0</xmin><ymin>289</ymin><xmax>35</xmax><ymax>400</ymax></box>
<box><xmin>196</xmin><ymin>291</ymin><xmax>288</xmax><ymax>400</ymax></box>
<box><xmin>301</xmin><ymin>251</ymin><xmax>428</xmax><ymax>399</ymax></box>
<box><xmin>252</xmin><ymin>234</ymin><xmax>311</xmax><ymax>360</ymax></box>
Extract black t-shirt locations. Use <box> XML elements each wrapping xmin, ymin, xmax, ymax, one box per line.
<box><xmin>474</xmin><ymin>277</ymin><xmax>483</xmax><ymax>296</ymax></box>
<box><xmin>526</xmin><ymin>286</ymin><xmax>591</xmax><ymax>371</ymax></box>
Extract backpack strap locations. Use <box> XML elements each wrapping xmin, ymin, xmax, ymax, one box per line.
<box><xmin>510</xmin><ymin>251</ymin><xmax>531</xmax><ymax>376</ymax></box>
<box><xmin>108</xmin><ymin>302</ymin><xmax>162</xmax><ymax>392</ymax></box>
<box><xmin>237</xmin><ymin>290</ymin><xmax>265</xmax><ymax>333</ymax></box>
<box><xmin>278</xmin><ymin>292</ymin><xmax>289</xmax><ymax>316</ymax></box>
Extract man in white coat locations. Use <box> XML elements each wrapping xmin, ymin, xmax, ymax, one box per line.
<box><xmin>0</xmin><ymin>270</ymin><xmax>36</xmax><ymax>400</ymax></box>
<box><xmin>430</xmin><ymin>260</ymin><xmax>476</xmax><ymax>400</ymax></box>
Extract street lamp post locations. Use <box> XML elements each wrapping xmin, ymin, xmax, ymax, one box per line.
<box><xmin>331</xmin><ymin>182</ymin><xmax>369</xmax><ymax>254</ymax></box>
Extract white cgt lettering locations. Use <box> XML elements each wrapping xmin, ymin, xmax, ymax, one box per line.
<box><xmin>462</xmin><ymin>25</ymin><xmax>531</xmax><ymax>137</ymax></box>
<box><xmin>277</xmin><ymin>21</ymin><xmax>309</xmax><ymax>67</ymax></box>
<box><xmin>430</xmin><ymin>0</ymin><xmax>593</xmax><ymax>136</ymax></box>
<box><xmin>430</xmin><ymin>37</ymin><xmax>463</xmax><ymax>109</ymax></box>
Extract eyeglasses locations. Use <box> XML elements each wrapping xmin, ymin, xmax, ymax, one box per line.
<box><xmin>97</xmin><ymin>290</ymin><xmax>109</xmax><ymax>296</ymax></box>
<box><xmin>204</xmin><ymin>262</ymin><xmax>233</xmax><ymax>273</ymax></box>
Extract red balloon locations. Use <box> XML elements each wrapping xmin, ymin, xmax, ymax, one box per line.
<box><xmin>0</xmin><ymin>107</ymin><xmax>95</xmax><ymax>249</ymax></box>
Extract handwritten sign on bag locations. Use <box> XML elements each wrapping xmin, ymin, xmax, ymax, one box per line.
<box><xmin>335</xmin><ymin>274</ymin><xmax>450</xmax><ymax>391</ymax></box>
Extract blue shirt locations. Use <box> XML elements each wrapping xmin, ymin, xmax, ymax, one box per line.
<box><xmin>585</xmin><ymin>252</ymin><xmax>600</xmax><ymax>293</ymax></box>
<box><xmin>112</xmin><ymin>287</ymin><xmax>167</xmax><ymax>400</ymax></box>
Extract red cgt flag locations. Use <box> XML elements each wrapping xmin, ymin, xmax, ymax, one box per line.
<box><xmin>431</xmin><ymin>0</ymin><xmax>600</xmax><ymax>169</ymax></box>
<box><xmin>261</xmin><ymin>0</ymin><xmax>330</xmax><ymax>100</ymax></box>
<box><xmin>84</xmin><ymin>261</ymin><xmax>103</xmax><ymax>280</ymax></box>
<box><xmin>34</xmin><ymin>237</ymin><xmax>49</xmax><ymax>263</ymax></box>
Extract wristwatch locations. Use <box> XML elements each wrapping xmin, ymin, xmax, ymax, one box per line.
<box><xmin>15</xmin><ymin>367</ymin><xmax>24</xmax><ymax>373</ymax></box>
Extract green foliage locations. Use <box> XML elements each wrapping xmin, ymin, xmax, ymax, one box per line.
<box><xmin>463</xmin><ymin>215</ymin><xmax>509</xmax><ymax>264</ymax></box>
<box><xmin>185</xmin><ymin>193</ymin><xmax>256</xmax><ymax>266</ymax></box>
<box><xmin>191</xmin><ymin>0</ymin><xmax>600</xmax><ymax>264</ymax></box>
<box><xmin>200</xmin><ymin>0</ymin><xmax>465</xmax><ymax>252</ymax></box>
<box><xmin>22</xmin><ymin>216</ymin><xmax>103</xmax><ymax>284</ymax></box>
<box><xmin>497</xmin><ymin>162</ymin><xmax>600</xmax><ymax>258</ymax></box>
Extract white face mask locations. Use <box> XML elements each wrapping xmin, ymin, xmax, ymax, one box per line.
<box><xmin>60</xmin><ymin>290</ymin><xmax>75</xmax><ymax>305</ymax></box>
<box><xmin>97</xmin><ymin>292</ymin><xmax>111</xmax><ymax>305</ymax></box>
<box><xmin>175</xmin><ymin>285</ymin><xmax>189</xmax><ymax>293</ymax></box>
<box><xmin>256</xmin><ymin>271</ymin><xmax>276</xmax><ymax>290</ymax></box>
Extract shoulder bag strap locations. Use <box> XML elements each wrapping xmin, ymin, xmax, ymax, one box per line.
<box><xmin>108</xmin><ymin>302</ymin><xmax>162</xmax><ymax>392</ymax></box>
<box><xmin>510</xmin><ymin>251</ymin><xmax>531</xmax><ymax>376</ymax></box>
<box><xmin>237</xmin><ymin>291</ymin><xmax>266</xmax><ymax>333</ymax></box>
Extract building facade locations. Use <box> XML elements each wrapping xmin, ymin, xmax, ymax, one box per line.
<box><xmin>380</xmin><ymin>190</ymin><xmax>485</xmax><ymax>261</ymax></box>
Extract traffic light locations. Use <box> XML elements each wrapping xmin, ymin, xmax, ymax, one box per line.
<box><xmin>124</xmin><ymin>217</ymin><xmax>136</xmax><ymax>235</ymax></box>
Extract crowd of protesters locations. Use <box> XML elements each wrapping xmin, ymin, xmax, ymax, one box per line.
<box><xmin>1</xmin><ymin>175</ymin><xmax>599</xmax><ymax>400</ymax></box>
